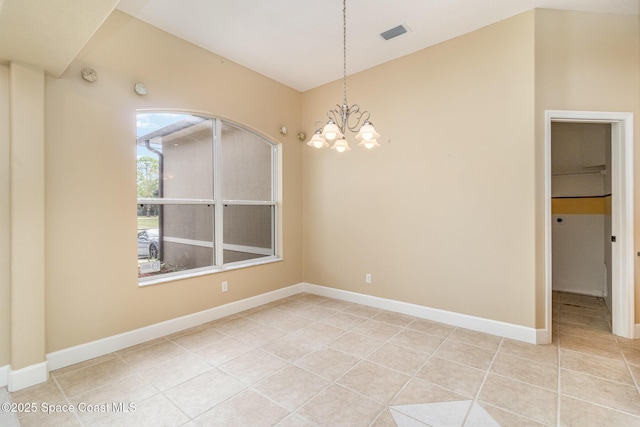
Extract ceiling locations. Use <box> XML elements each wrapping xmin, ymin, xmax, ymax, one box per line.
<box><xmin>0</xmin><ymin>0</ymin><xmax>119</xmax><ymax>77</ymax></box>
<box><xmin>116</xmin><ymin>0</ymin><xmax>640</xmax><ymax>91</ymax></box>
<box><xmin>0</xmin><ymin>0</ymin><xmax>638</xmax><ymax>89</ymax></box>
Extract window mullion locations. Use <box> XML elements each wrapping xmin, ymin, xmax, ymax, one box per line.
<box><xmin>222</xmin><ymin>200</ymin><xmax>275</xmax><ymax>206</ymax></box>
<box><xmin>137</xmin><ymin>198</ymin><xmax>214</xmax><ymax>205</ymax></box>
<box><xmin>271</xmin><ymin>144</ymin><xmax>277</xmax><ymax>256</ymax></box>
<box><xmin>213</xmin><ymin>118</ymin><xmax>224</xmax><ymax>267</ymax></box>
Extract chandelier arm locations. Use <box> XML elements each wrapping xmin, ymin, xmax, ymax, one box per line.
<box><xmin>326</xmin><ymin>105</ymin><xmax>347</xmax><ymax>134</ymax></box>
<box><xmin>326</xmin><ymin>107</ymin><xmax>340</xmax><ymax>122</ymax></box>
<box><xmin>345</xmin><ymin>106</ymin><xmax>372</xmax><ymax>133</ymax></box>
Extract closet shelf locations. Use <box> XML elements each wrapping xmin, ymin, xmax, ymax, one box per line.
<box><xmin>552</xmin><ymin>166</ymin><xmax>606</xmax><ymax>176</ymax></box>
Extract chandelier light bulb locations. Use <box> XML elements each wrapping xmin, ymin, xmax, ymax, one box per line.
<box><xmin>307</xmin><ymin>129</ymin><xmax>328</xmax><ymax>148</ymax></box>
<box><xmin>358</xmin><ymin>138</ymin><xmax>380</xmax><ymax>150</ymax></box>
<box><xmin>355</xmin><ymin>121</ymin><xmax>380</xmax><ymax>143</ymax></box>
<box><xmin>331</xmin><ymin>138</ymin><xmax>351</xmax><ymax>152</ymax></box>
<box><xmin>322</xmin><ymin>120</ymin><xmax>343</xmax><ymax>141</ymax></box>
<box><xmin>360</xmin><ymin>125</ymin><xmax>375</xmax><ymax>140</ymax></box>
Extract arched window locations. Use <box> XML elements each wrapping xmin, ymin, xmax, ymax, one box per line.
<box><xmin>136</xmin><ymin>112</ymin><xmax>277</xmax><ymax>283</ymax></box>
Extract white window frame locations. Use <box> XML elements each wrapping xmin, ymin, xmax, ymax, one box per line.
<box><xmin>137</xmin><ymin>112</ymin><xmax>280</xmax><ymax>286</ymax></box>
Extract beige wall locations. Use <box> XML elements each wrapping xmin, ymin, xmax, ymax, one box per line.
<box><xmin>302</xmin><ymin>12</ymin><xmax>537</xmax><ymax>327</ymax></box>
<box><xmin>534</xmin><ymin>9</ymin><xmax>640</xmax><ymax>327</ymax></box>
<box><xmin>0</xmin><ymin>65</ymin><xmax>9</xmax><ymax>367</ymax></box>
<box><xmin>44</xmin><ymin>10</ymin><xmax>303</xmax><ymax>352</ymax></box>
<box><xmin>10</xmin><ymin>63</ymin><xmax>46</xmax><ymax>369</ymax></box>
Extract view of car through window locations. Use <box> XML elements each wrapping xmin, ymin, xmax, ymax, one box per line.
<box><xmin>137</xmin><ymin>228</ymin><xmax>159</xmax><ymax>259</ymax></box>
<box><xmin>137</xmin><ymin>113</ymin><xmax>187</xmax><ymax>278</ymax></box>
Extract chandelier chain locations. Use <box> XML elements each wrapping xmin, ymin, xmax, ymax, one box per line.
<box><xmin>343</xmin><ymin>0</ymin><xmax>347</xmax><ymax>106</ymax></box>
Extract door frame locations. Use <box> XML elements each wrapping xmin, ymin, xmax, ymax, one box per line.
<box><xmin>545</xmin><ymin>110</ymin><xmax>634</xmax><ymax>339</ymax></box>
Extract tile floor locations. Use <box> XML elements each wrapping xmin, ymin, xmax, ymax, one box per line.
<box><xmin>3</xmin><ymin>291</ymin><xmax>640</xmax><ymax>426</ymax></box>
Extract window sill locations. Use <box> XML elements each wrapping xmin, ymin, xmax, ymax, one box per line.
<box><xmin>138</xmin><ymin>256</ymin><xmax>283</xmax><ymax>287</ymax></box>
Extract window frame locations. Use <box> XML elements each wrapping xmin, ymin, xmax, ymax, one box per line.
<box><xmin>137</xmin><ymin>111</ymin><xmax>280</xmax><ymax>286</ymax></box>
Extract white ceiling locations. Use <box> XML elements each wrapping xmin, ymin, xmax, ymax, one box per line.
<box><xmin>116</xmin><ymin>0</ymin><xmax>640</xmax><ymax>92</ymax></box>
<box><xmin>0</xmin><ymin>0</ymin><xmax>119</xmax><ymax>77</ymax></box>
<box><xmin>0</xmin><ymin>0</ymin><xmax>637</xmax><ymax>87</ymax></box>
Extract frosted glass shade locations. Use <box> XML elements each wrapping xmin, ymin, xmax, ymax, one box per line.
<box><xmin>355</xmin><ymin>121</ymin><xmax>380</xmax><ymax>142</ymax></box>
<box><xmin>330</xmin><ymin>138</ymin><xmax>351</xmax><ymax>152</ymax></box>
<box><xmin>307</xmin><ymin>130</ymin><xmax>328</xmax><ymax>148</ymax></box>
<box><xmin>358</xmin><ymin>139</ymin><xmax>381</xmax><ymax>149</ymax></box>
<box><xmin>322</xmin><ymin>120</ymin><xmax>343</xmax><ymax>141</ymax></box>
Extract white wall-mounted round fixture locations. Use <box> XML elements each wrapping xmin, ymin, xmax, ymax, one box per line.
<box><xmin>134</xmin><ymin>82</ymin><xmax>148</xmax><ymax>96</ymax></box>
<box><xmin>279</xmin><ymin>126</ymin><xmax>288</xmax><ymax>135</ymax></box>
<box><xmin>81</xmin><ymin>67</ymin><xmax>98</xmax><ymax>83</ymax></box>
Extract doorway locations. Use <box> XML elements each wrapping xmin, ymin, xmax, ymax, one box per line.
<box><xmin>545</xmin><ymin>110</ymin><xmax>634</xmax><ymax>341</ymax></box>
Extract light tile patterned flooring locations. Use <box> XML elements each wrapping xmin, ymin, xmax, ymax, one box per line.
<box><xmin>3</xmin><ymin>291</ymin><xmax>640</xmax><ymax>426</ymax></box>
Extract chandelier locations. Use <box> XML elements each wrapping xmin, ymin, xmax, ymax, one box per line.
<box><xmin>306</xmin><ymin>0</ymin><xmax>380</xmax><ymax>153</ymax></box>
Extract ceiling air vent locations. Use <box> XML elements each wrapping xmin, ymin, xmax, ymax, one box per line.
<box><xmin>380</xmin><ymin>24</ymin><xmax>409</xmax><ymax>41</ymax></box>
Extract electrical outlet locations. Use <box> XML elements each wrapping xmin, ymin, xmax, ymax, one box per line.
<box><xmin>365</xmin><ymin>274</ymin><xmax>372</xmax><ymax>284</ymax></box>
<box><xmin>222</xmin><ymin>281</ymin><xmax>228</xmax><ymax>292</ymax></box>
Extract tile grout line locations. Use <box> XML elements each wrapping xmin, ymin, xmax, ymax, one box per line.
<box><xmin>48</xmin><ymin>374</ymin><xmax>87</xmax><ymax>427</ymax></box>
<box><xmin>162</xmin><ymin>300</ymin><xmax>309</xmax><ymax>424</ymax></box>
<box><xmin>556</xmin><ymin>310</ymin><xmax>562</xmax><ymax>427</ymax></box>
<box><xmin>112</xmin><ymin>349</ymin><xmax>195</xmax><ymax>424</ymax></box>
<box><xmin>283</xmin><ymin>301</ymin><xmax>409</xmax><ymax>425</ymax></box>
<box><xmin>558</xmin><ymin>364</ymin><xmax>640</xmax><ymax>388</ymax></box>
<box><xmin>79</xmin><ymin>297</ymin><xmax>476</xmax><ymax>424</ymax></box>
<box><xmin>460</xmin><ymin>336</ymin><xmax>503</xmax><ymax>426</ymax></box>
<box><xmin>558</xmin><ymin>393</ymin><xmax>640</xmax><ymax>420</ymax></box>
<box><xmin>110</xmin><ymin>331</ymin><xmax>248</xmax><ymax>425</ymax></box>
<box><xmin>193</xmin><ymin>299</ymin><xmax>500</xmax><ymax>427</ymax></box>
<box><xmin>617</xmin><ymin>343</ymin><xmax>640</xmax><ymax>396</ymax></box>
<box><xmin>323</xmin><ymin>314</ymin><xmax>416</xmax><ymax>426</ymax></box>
<box><xmin>49</xmin><ymin>350</ymin><xmax>162</xmax><ymax>426</ymax></box>
<box><xmin>556</xmin><ymin>293</ymin><xmax>640</xmax><ymax>423</ymax></box>
<box><xmin>208</xmin><ymin>296</ymin><xmax>395</xmax><ymax>425</ymax></box>
<box><xmin>369</xmin><ymin>325</ymin><xmax>458</xmax><ymax>427</ymax></box>
<box><xmin>194</xmin><ymin>306</ymin><xmax>317</xmax><ymax>424</ymax></box>
<box><xmin>2</xmin><ymin>389</ymin><xmax>19</xmax><ymax>427</ymax></box>
<box><xmin>365</xmin><ymin>320</ymin><xmax>429</xmax><ymax>427</ymax></box>
<box><xmin>49</xmin><ymin>351</ymin><xmax>158</xmax><ymax>427</ymax></box>
<box><xmin>267</xmin><ymin>307</ymin><xmax>434</xmax><ymax>426</ymax></box>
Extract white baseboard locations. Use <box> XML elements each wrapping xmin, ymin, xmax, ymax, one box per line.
<box><xmin>536</xmin><ymin>328</ymin><xmax>552</xmax><ymax>345</ymax></box>
<box><xmin>301</xmin><ymin>283</ymin><xmax>538</xmax><ymax>344</ymax></box>
<box><xmin>47</xmin><ymin>283</ymin><xmax>304</xmax><ymax>371</ymax></box>
<box><xmin>552</xmin><ymin>286</ymin><xmax>604</xmax><ymax>297</ymax></box>
<box><xmin>0</xmin><ymin>365</ymin><xmax>9</xmax><ymax>388</ymax></box>
<box><xmin>7</xmin><ymin>362</ymin><xmax>48</xmax><ymax>392</ymax></box>
<box><xmin>45</xmin><ymin>280</ymin><xmax>542</xmax><ymax>389</ymax></box>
